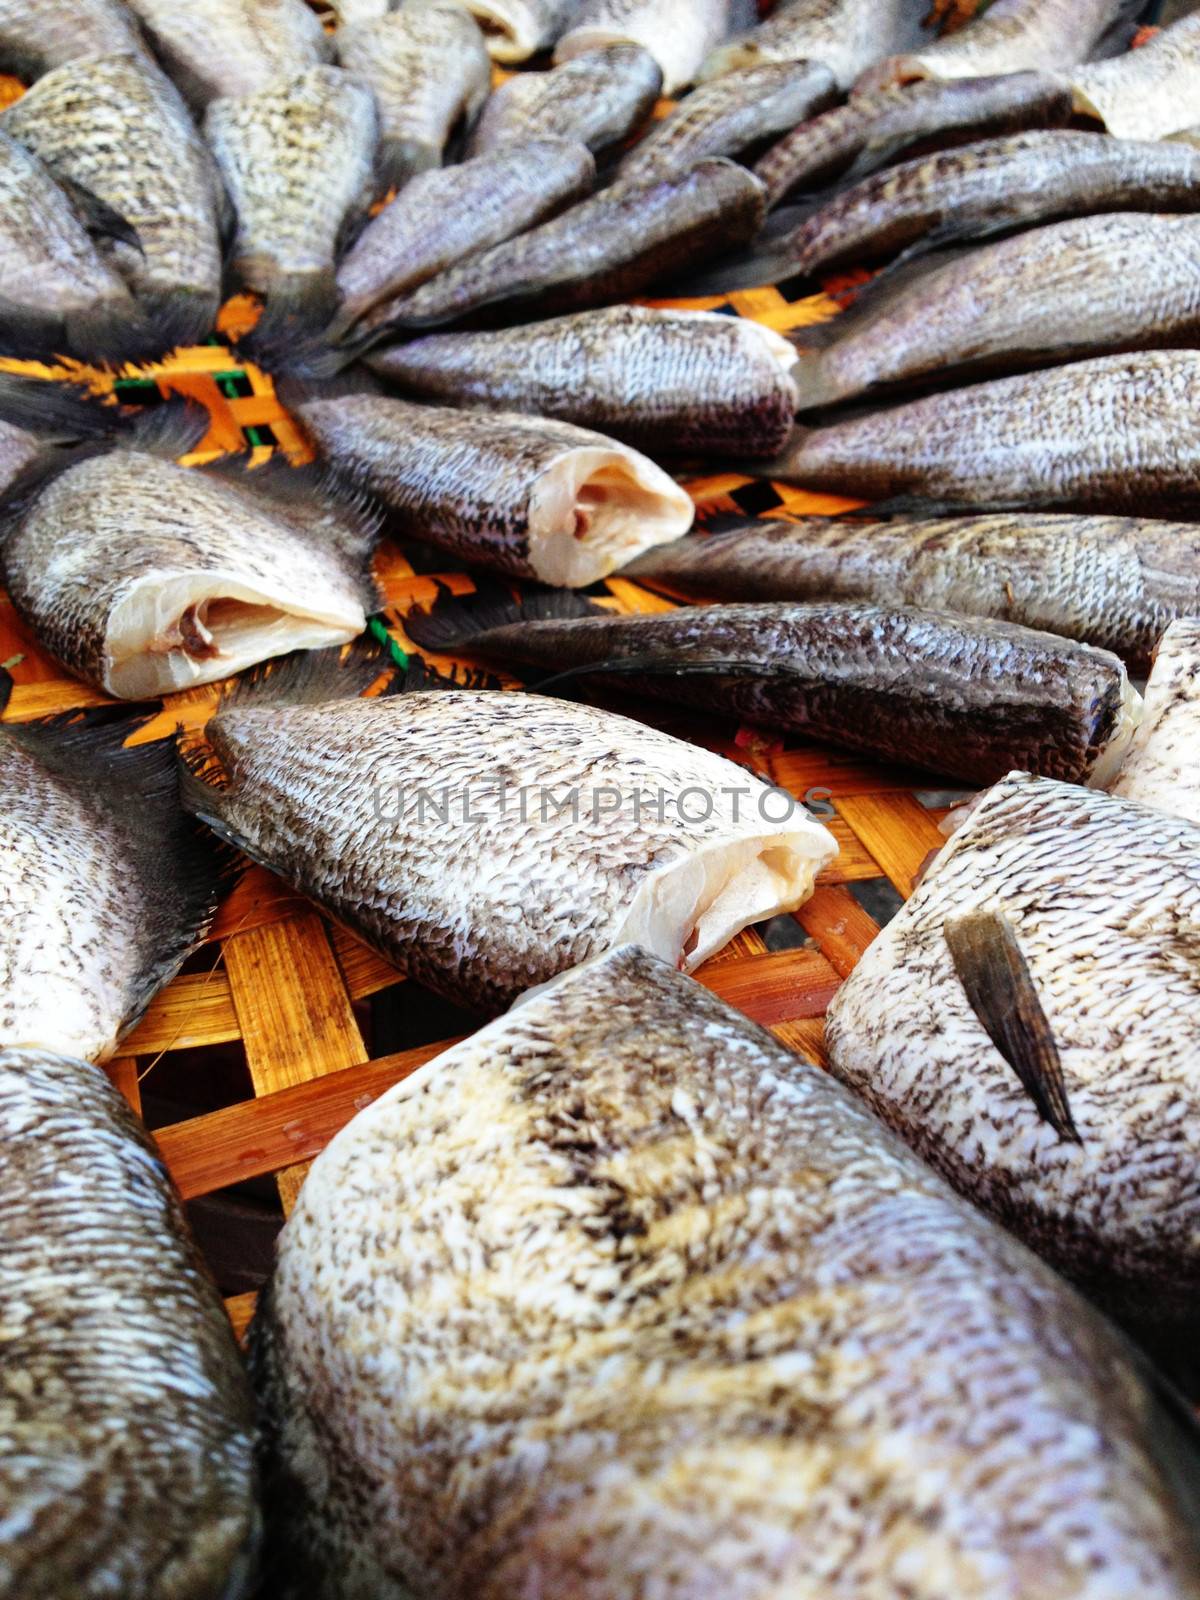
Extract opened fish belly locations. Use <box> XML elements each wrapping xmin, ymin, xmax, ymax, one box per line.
<box><xmin>1111</xmin><ymin>617</ymin><xmax>1200</xmax><ymax>825</ymax></box>
<box><xmin>700</xmin><ymin>0</ymin><xmax>930</xmax><ymax>90</ymax></box>
<box><xmin>622</xmin><ymin>512</ymin><xmax>1200</xmax><ymax>675</ymax></box>
<box><xmin>554</xmin><ymin>0</ymin><xmax>735</xmax><ymax>95</ymax></box>
<box><xmin>251</xmin><ymin>943</ymin><xmax>1200</xmax><ymax>1600</ymax></box>
<box><xmin>290</xmin><ymin>390</ymin><xmax>693</xmax><ymax>585</ymax></box>
<box><xmin>826</xmin><ymin>771</ymin><xmax>1200</xmax><ymax>1340</ymax></box>
<box><xmin>122</xmin><ymin>0</ymin><xmax>330</xmax><ymax>107</ymax></box>
<box><xmin>1068</xmin><ymin>15</ymin><xmax>1200</xmax><ymax>141</ymax></box>
<box><xmin>461</xmin><ymin>0</ymin><xmax>582</xmax><ymax>62</ymax></box>
<box><xmin>466</xmin><ymin>44</ymin><xmax>662</xmax><ymax>155</ymax></box>
<box><xmin>180</xmin><ymin>647</ymin><xmax>836</xmax><ymax>1012</ymax></box>
<box><xmin>366</xmin><ymin>305</ymin><xmax>799</xmax><ymax>459</ymax></box>
<box><xmin>405</xmin><ymin>589</ymin><xmax>1142</xmax><ymax>788</ymax></box>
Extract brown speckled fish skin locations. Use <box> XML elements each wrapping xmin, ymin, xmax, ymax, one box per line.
<box><xmin>857</xmin><ymin>0</ymin><xmax>1136</xmax><ymax>93</ymax></box>
<box><xmin>0</xmin><ymin>127</ymin><xmax>139</xmax><ymax>362</ymax></box>
<box><xmin>754</xmin><ymin>70</ymin><xmax>1073</xmax><ymax>206</ymax></box>
<box><xmin>205</xmin><ymin>66</ymin><xmax>379</xmax><ymax>354</ymax></box>
<box><xmin>375</xmin><ymin>156</ymin><xmax>766</xmax><ymax>330</ymax></box>
<box><xmin>337</xmin><ymin>2</ymin><xmax>492</xmax><ymax>190</ymax></box>
<box><xmin>251</xmin><ymin>943</ymin><xmax>1200</xmax><ymax>1600</ymax></box>
<box><xmin>826</xmin><ymin>772</ymin><xmax>1200</xmax><ymax>1339</ymax></box>
<box><xmin>367</xmin><ymin>304</ymin><xmax>799</xmax><ymax>458</ymax></box>
<box><xmin>332</xmin><ymin>139</ymin><xmax>595</xmax><ymax>340</ymax></box>
<box><xmin>409</xmin><ymin>597</ymin><xmax>1140</xmax><ymax>788</ymax></box>
<box><xmin>1111</xmin><ymin>618</ymin><xmax>1200</xmax><ymax>826</ymax></box>
<box><xmin>0</xmin><ymin>0</ymin><xmax>149</xmax><ymax>80</ymax></box>
<box><xmin>466</xmin><ymin>43</ymin><xmax>662</xmax><ymax>155</ymax></box>
<box><xmin>291</xmin><ymin>391</ymin><xmax>692</xmax><ymax>585</ymax></box>
<box><xmin>617</xmin><ymin>59</ymin><xmax>837</xmax><ymax>184</ymax></box>
<box><xmin>700</xmin><ymin>0</ymin><xmax>929</xmax><ymax>90</ymax></box>
<box><xmin>554</xmin><ymin>0</ymin><xmax>735</xmax><ymax>95</ymax></box>
<box><xmin>762</xmin><ymin>131</ymin><xmax>1200</xmax><ymax>283</ymax></box>
<box><xmin>0</xmin><ymin>1047</ymin><xmax>259</xmax><ymax>1600</ymax></box>
<box><xmin>1069</xmin><ymin>15</ymin><xmax>1200</xmax><ymax>141</ymax></box>
<box><xmin>461</xmin><ymin>0</ymin><xmax>583</xmax><ymax>62</ymax></box>
<box><xmin>764</xmin><ymin>350</ymin><xmax>1200</xmax><ymax>516</ymax></box>
<box><xmin>123</xmin><ymin>0</ymin><xmax>330</xmax><ymax>108</ymax></box>
<box><xmin>3</xmin><ymin>52</ymin><xmax>226</xmax><ymax>354</ymax></box>
<box><xmin>182</xmin><ymin>660</ymin><xmax>835</xmax><ymax>1011</ymax></box>
<box><xmin>623</xmin><ymin>513</ymin><xmax>1200</xmax><ymax>676</ymax></box>
<box><xmin>790</xmin><ymin>212</ymin><xmax>1200</xmax><ymax>409</ymax></box>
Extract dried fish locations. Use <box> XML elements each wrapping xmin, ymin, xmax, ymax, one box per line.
<box><xmin>701</xmin><ymin>0</ymin><xmax>930</xmax><ymax>91</ymax></box>
<box><xmin>367</xmin><ymin>305</ymin><xmax>799</xmax><ymax>458</ymax></box>
<box><xmin>123</xmin><ymin>0</ymin><xmax>330</xmax><ymax>107</ymax></box>
<box><xmin>4</xmin><ymin>51</ymin><xmax>226</xmax><ymax>354</ymax></box>
<box><xmin>373</xmin><ymin>156</ymin><xmax>766</xmax><ymax>331</ymax></box>
<box><xmin>406</xmin><ymin>587</ymin><xmax>1142</xmax><ymax>787</ymax></box>
<box><xmin>252</xmin><ymin>943</ymin><xmax>1200</xmax><ymax>1600</ymax></box>
<box><xmin>337</xmin><ymin>2</ymin><xmax>491</xmax><ymax>190</ymax></box>
<box><xmin>460</xmin><ymin>0</ymin><xmax>582</xmax><ymax>61</ymax></box>
<box><xmin>617</xmin><ymin>59</ymin><xmax>837</xmax><ymax>184</ymax></box>
<box><xmin>1111</xmin><ymin>617</ymin><xmax>1200</xmax><ymax>825</ymax></box>
<box><xmin>0</xmin><ymin>372</ymin><xmax>114</xmax><ymax>498</ymax></box>
<box><xmin>554</xmin><ymin>0</ymin><xmax>737</xmax><ymax>95</ymax></box>
<box><xmin>826</xmin><ymin>770</ymin><xmax>1200</xmax><ymax>1339</ymax></box>
<box><xmin>0</xmin><ymin>0</ymin><xmax>149</xmax><ymax>80</ymax></box>
<box><xmin>623</xmin><ymin>512</ymin><xmax>1200</xmax><ymax>675</ymax></box>
<box><xmin>331</xmin><ymin>140</ymin><xmax>595</xmax><ymax>343</ymax></box>
<box><xmin>290</xmin><ymin>390</ymin><xmax>693</xmax><ymax>585</ymax></box>
<box><xmin>1069</xmin><ymin>15</ymin><xmax>1200</xmax><ymax>141</ymax></box>
<box><xmin>466</xmin><ymin>43</ymin><xmax>662</xmax><ymax>156</ymax></box>
<box><xmin>180</xmin><ymin>646</ymin><xmax>836</xmax><ymax>1011</ymax></box>
<box><xmin>206</xmin><ymin>65</ymin><xmax>379</xmax><ymax>355</ymax></box>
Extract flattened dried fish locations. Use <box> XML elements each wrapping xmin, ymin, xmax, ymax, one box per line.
<box><xmin>617</xmin><ymin>59</ymin><xmax>837</xmax><ymax>184</ymax></box>
<box><xmin>826</xmin><ymin>771</ymin><xmax>1200</xmax><ymax>1338</ymax></box>
<box><xmin>374</xmin><ymin>157</ymin><xmax>765</xmax><ymax>331</ymax></box>
<box><xmin>466</xmin><ymin>43</ymin><xmax>662</xmax><ymax>155</ymax></box>
<box><xmin>367</xmin><ymin>305</ymin><xmax>799</xmax><ymax>458</ymax></box>
<box><xmin>554</xmin><ymin>0</ymin><xmax>736</xmax><ymax>94</ymax></box>
<box><xmin>331</xmin><ymin>140</ymin><xmax>595</xmax><ymax>342</ymax></box>
<box><xmin>461</xmin><ymin>0</ymin><xmax>582</xmax><ymax>61</ymax></box>
<box><xmin>0</xmin><ymin>0</ymin><xmax>149</xmax><ymax>80</ymax></box>
<box><xmin>623</xmin><ymin>512</ymin><xmax>1200</xmax><ymax>675</ymax></box>
<box><xmin>755</xmin><ymin>70</ymin><xmax>1073</xmax><ymax>206</ymax></box>
<box><xmin>4</xmin><ymin>52</ymin><xmax>225</xmax><ymax>353</ymax></box>
<box><xmin>1</xmin><ymin>416</ymin><xmax>380</xmax><ymax>698</ymax></box>
<box><xmin>787</xmin><ymin>212</ymin><xmax>1200</xmax><ymax>409</ymax></box>
<box><xmin>290</xmin><ymin>390</ymin><xmax>692</xmax><ymax>585</ymax></box>
<box><xmin>407</xmin><ymin>588</ymin><xmax>1141</xmax><ymax>787</ymax></box>
<box><xmin>123</xmin><ymin>0</ymin><xmax>330</xmax><ymax>107</ymax></box>
<box><xmin>1111</xmin><ymin>618</ymin><xmax>1200</xmax><ymax>825</ymax></box>
<box><xmin>761</xmin><ymin>350</ymin><xmax>1200</xmax><ymax>516</ymax></box>
<box><xmin>857</xmin><ymin>0</ymin><xmax>1137</xmax><ymax>93</ymax></box>
<box><xmin>253</xmin><ymin>943</ymin><xmax>1200</xmax><ymax>1600</ymax></box>
<box><xmin>206</xmin><ymin>66</ymin><xmax>379</xmax><ymax>354</ymax></box>
<box><xmin>337</xmin><ymin>3</ymin><xmax>491</xmax><ymax>189</ymax></box>
<box><xmin>1069</xmin><ymin>15</ymin><xmax>1200</xmax><ymax>141</ymax></box>
<box><xmin>180</xmin><ymin>648</ymin><xmax>836</xmax><ymax>1011</ymax></box>
<box><xmin>701</xmin><ymin>0</ymin><xmax>930</xmax><ymax>91</ymax></box>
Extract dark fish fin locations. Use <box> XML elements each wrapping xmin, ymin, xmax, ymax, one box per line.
<box><xmin>4</xmin><ymin>705</ymin><xmax>226</xmax><ymax>1040</ymax></box>
<box><xmin>0</xmin><ymin>373</ymin><xmax>114</xmax><ymax>440</ymax></box>
<box><xmin>944</xmin><ymin>906</ymin><xmax>1081</xmax><ymax>1143</ymax></box>
<box><xmin>1090</xmin><ymin>0</ymin><xmax>1148</xmax><ymax>59</ymax></box>
<box><xmin>60</xmin><ymin>174</ymin><xmax>143</xmax><ymax>254</ymax></box>
<box><xmin>216</xmin><ymin>635</ymin><xmax>401</xmax><ymax>712</ymax></box>
<box><xmin>377</xmin><ymin>136</ymin><xmax>438</xmax><ymax>194</ymax></box>
<box><xmin>126</xmin><ymin>397</ymin><xmax>212</xmax><ymax>459</ymax></box>
<box><xmin>135</xmin><ymin>283</ymin><xmax>221</xmax><ymax>355</ymax></box>
<box><xmin>0</xmin><ymin>665</ymin><xmax>12</xmax><ymax>716</ymax></box>
<box><xmin>374</xmin><ymin>651</ymin><xmax>501</xmax><ymax>694</ymax></box>
<box><xmin>404</xmin><ymin>579</ymin><xmax>603</xmax><ymax>652</ymax></box>
<box><xmin>242</xmin><ymin>270</ymin><xmax>340</xmax><ymax>367</ymax></box>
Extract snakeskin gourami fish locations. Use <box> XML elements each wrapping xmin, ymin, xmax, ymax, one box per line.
<box><xmin>1111</xmin><ymin>617</ymin><xmax>1200</xmax><ymax>826</ymax></box>
<box><xmin>700</xmin><ymin>0</ymin><xmax>931</xmax><ymax>90</ymax></box>
<box><xmin>466</xmin><ymin>44</ymin><xmax>662</xmax><ymax>156</ymax></box>
<box><xmin>459</xmin><ymin>0</ymin><xmax>583</xmax><ymax>62</ymax></box>
<box><xmin>251</xmin><ymin>943</ymin><xmax>1200</xmax><ymax>1600</ymax></box>
<box><xmin>554</xmin><ymin>0</ymin><xmax>739</xmax><ymax>95</ymax></box>
<box><xmin>122</xmin><ymin>0</ymin><xmax>330</xmax><ymax>107</ymax></box>
<box><xmin>1068</xmin><ymin>15</ymin><xmax>1200</xmax><ymax>142</ymax></box>
<box><xmin>0</xmin><ymin>0</ymin><xmax>150</xmax><ymax>80</ymax></box>
<box><xmin>179</xmin><ymin>643</ymin><xmax>837</xmax><ymax>1013</ymax></box>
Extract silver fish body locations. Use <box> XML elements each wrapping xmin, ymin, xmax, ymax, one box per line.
<box><xmin>206</xmin><ymin>65</ymin><xmax>379</xmax><ymax>354</ymax></box>
<box><xmin>123</xmin><ymin>0</ymin><xmax>330</xmax><ymax>107</ymax></box>
<box><xmin>460</xmin><ymin>0</ymin><xmax>582</xmax><ymax>61</ymax></box>
<box><xmin>0</xmin><ymin>0</ymin><xmax>148</xmax><ymax>80</ymax></box>
<box><xmin>701</xmin><ymin>0</ymin><xmax>930</xmax><ymax>91</ymax></box>
<box><xmin>1069</xmin><ymin>15</ymin><xmax>1200</xmax><ymax>141</ymax></box>
<box><xmin>332</xmin><ymin>140</ymin><xmax>596</xmax><ymax>341</ymax></box>
<box><xmin>617</xmin><ymin>59</ymin><xmax>837</xmax><ymax>184</ymax></box>
<box><xmin>375</xmin><ymin>156</ymin><xmax>766</xmax><ymax>330</ymax></box>
<box><xmin>789</xmin><ymin>212</ymin><xmax>1200</xmax><ymax>410</ymax></box>
<box><xmin>623</xmin><ymin>512</ymin><xmax>1200</xmax><ymax>676</ymax></box>
<box><xmin>466</xmin><ymin>43</ymin><xmax>662</xmax><ymax>155</ymax></box>
<box><xmin>764</xmin><ymin>350</ymin><xmax>1200</xmax><ymax>516</ymax></box>
<box><xmin>1111</xmin><ymin>617</ymin><xmax>1200</xmax><ymax>825</ymax></box>
<box><xmin>181</xmin><ymin>658</ymin><xmax>836</xmax><ymax>1012</ymax></box>
<box><xmin>407</xmin><ymin>593</ymin><xmax>1141</xmax><ymax>788</ymax></box>
<box><xmin>367</xmin><ymin>305</ymin><xmax>799</xmax><ymax>458</ymax></box>
<box><xmin>252</xmin><ymin>943</ymin><xmax>1200</xmax><ymax>1600</ymax></box>
<box><xmin>292</xmin><ymin>391</ymin><xmax>693</xmax><ymax>585</ymax></box>
<box><xmin>4</xmin><ymin>51</ymin><xmax>226</xmax><ymax>353</ymax></box>
<box><xmin>754</xmin><ymin>70</ymin><xmax>1073</xmax><ymax>206</ymax></box>
<box><xmin>857</xmin><ymin>0</ymin><xmax>1134</xmax><ymax>94</ymax></box>
<box><xmin>826</xmin><ymin>771</ymin><xmax>1200</xmax><ymax>1337</ymax></box>
<box><xmin>554</xmin><ymin>0</ymin><xmax>735</xmax><ymax>95</ymax></box>
<box><xmin>1</xmin><ymin>445</ymin><xmax>380</xmax><ymax>699</ymax></box>
<box><xmin>337</xmin><ymin>2</ymin><xmax>492</xmax><ymax>190</ymax></box>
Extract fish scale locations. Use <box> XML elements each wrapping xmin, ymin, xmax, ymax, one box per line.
<box><xmin>1112</xmin><ymin>617</ymin><xmax>1200</xmax><ymax>825</ymax></box>
<box><xmin>122</xmin><ymin>0</ymin><xmax>330</xmax><ymax>107</ymax></box>
<box><xmin>1069</xmin><ymin>14</ymin><xmax>1200</xmax><ymax>139</ymax></box>
<box><xmin>700</xmin><ymin>0</ymin><xmax>930</xmax><ymax>90</ymax></box>
<box><xmin>466</xmin><ymin>42</ymin><xmax>662</xmax><ymax>155</ymax></box>
<box><xmin>554</xmin><ymin>0</ymin><xmax>735</xmax><ymax>95</ymax></box>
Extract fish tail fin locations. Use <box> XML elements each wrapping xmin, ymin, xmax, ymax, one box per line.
<box><xmin>135</xmin><ymin>284</ymin><xmax>222</xmax><ymax>356</ymax></box>
<box><xmin>124</xmin><ymin>396</ymin><xmax>213</xmax><ymax>459</ymax></box>
<box><xmin>377</xmin><ymin>136</ymin><xmax>438</xmax><ymax>194</ymax></box>
<box><xmin>216</xmin><ymin>634</ymin><xmax>402</xmax><ymax>712</ymax></box>
<box><xmin>242</xmin><ymin>270</ymin><xmax>340</xmax><ymax>367</ymax></box>
<box><xmin>60</xmin><ymin>174</ymin><xmax>143</xmax><ymax>253</ymax></box>
<box><xmin>64</xmin><ymin>295</ymin><xmax>160</xmax><ymax>366</ymax></box>
<box><xmin>0</xmin><ymin>372</ymin><xmax>115</xmax><ymax>441</ymax></box>
<box><xmin>404</xmin><ymin>579</ymin><xmax>604</xmax><ymax>653</ymax></box>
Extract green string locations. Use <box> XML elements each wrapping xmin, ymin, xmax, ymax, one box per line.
<box><xmin>368</xmin><ymin>615</ymin><xmax>409</xmax><ymax>671</ymax></box>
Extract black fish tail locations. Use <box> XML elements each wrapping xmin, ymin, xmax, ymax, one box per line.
<box><xmin>216</xmin><ymin>634</ymin><xmax>403</xmax><ymax>711</ymax></box>
<box><xmin>136</xmin><ymin>284</ymin><xmax>221</xmax><ymax>356</ymax></box>
<box><xmin>0</xmin><ymin>371</ymin><xmax>113</xmax><ymax>440</ymax></box>
<box><xmin>404</xmin><ymin>579</ymin><xmax>604</xmax><ymax>653</ymax></box>
<box><xmin>242</xmin><ymin>270</ymin><xmax>340</xmax><ymax>368</ymax></box>
<box><xmin>60</xmin><ymin>175</ymin><xmax>143</xmax><ymax>254</ymax></box>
